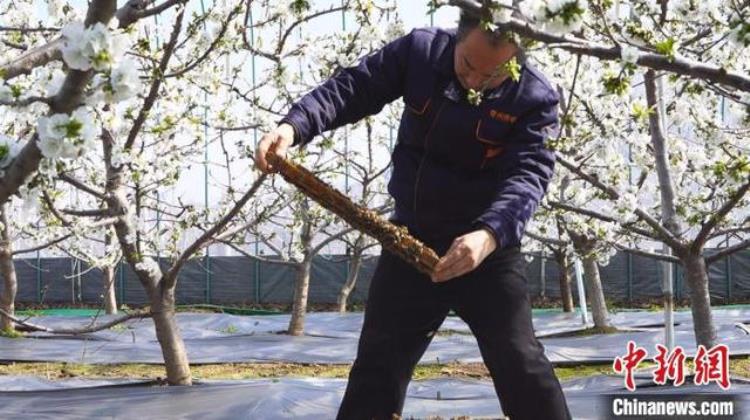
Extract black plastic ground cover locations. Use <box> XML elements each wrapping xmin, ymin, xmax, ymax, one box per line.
<box><xmin>0</xmin><ymin>375</ymin><xmax>746</xmax><ymax>419</ymax></box>
<box><xmin>1</xmin><ymin>311</ymin><xmax>749</xmax><ymax>365</ymax></box>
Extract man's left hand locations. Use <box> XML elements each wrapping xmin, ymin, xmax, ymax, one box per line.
<box><xmin>431</xmin><ymin>228</ymin><xmax>497</xmax><ymax>282</ymax></box>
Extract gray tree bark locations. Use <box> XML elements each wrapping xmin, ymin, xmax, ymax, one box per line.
<box><xmin>103</xmin><ymin>265</ymin><xmax>117</xmax><ymax>315</ymax></box>
<box><xmin>103</xmin><ymin>128</ymin><xmax>191</xmax><ymax>385</ymax></box>
<box><xmin>683</xmin><ymin>252</ymin><xmax>717</xmax><ymax>347</ymax></box>
<box><xmin>288</xmin><ymin>259</ymin><xmax>312</xmax><ymax>336</ymax></box>
<box><xmin>554</xmin><ymin>250</ymin><xmax>574</xmax><ymax>312</ymax></box>
<box><xmin>288</xmin><ymin>199</ymin><xmax>313</xmax><ymax>336</ymax></box>
<box><xmin>581</xmin><ymin>252</ymin><xmax>611</xmax><ymax>328</ymax></box>
<box><xmin>337</xmin><ymin>246</ymin><xmax>363</xmax><ymax>313</ymax></box>
<box><xmin>103</xmin><ymin>232</ymin><xmax>117</xmax><ymax>315</ymax></box>
<box><xmin>645</xmin><ymin>70</ymin><xmax>715</xmax><ymax>348</ymax></box>
<box><xmin>0</xmin><ymin>206</ymin><xmax>17</xmax><ymax>331</ymax></box>
<box><xmin>150</xmin><ymin>288</ymin><xmax>191</xmax><ymax>384</ymax></box>
<box><xmin>570</xmin><ymin>233</ymin><xmax>611</xmax><ymax>328</ymax></box>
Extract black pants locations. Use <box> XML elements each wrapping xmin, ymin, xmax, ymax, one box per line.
<box><xmin>337</xmin><ymin>245</ymin><xmax>571</xmax><ymax>420</ymax></box>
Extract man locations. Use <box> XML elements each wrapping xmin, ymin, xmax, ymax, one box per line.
<box><xmin>255</xmin><ymin>10</ymin><xmax>571</xmax><ymax>420</ymax></box>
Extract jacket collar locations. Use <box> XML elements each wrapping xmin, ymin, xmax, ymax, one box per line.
<box><xmin>434</xmin><ymin>28</ymin><xmax>457</xmax><ymax>77</ymax></box>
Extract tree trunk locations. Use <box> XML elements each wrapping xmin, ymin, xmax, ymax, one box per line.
<box><xmin>555</xmin><ymin>251</ymin><xmax>574</xmax><ymax>312</ymax></box>
<box><xmin>103</xmin><ymin>264</ymin><xmax>117</xmax><ymax>315</ymax></box>
<box><xmin>582</xmin><ymin>253</ymin><xmax>611</xmax><ymax>328</ymax></box>
<box><xmin>288</xmin><ymin>199</ymin><xmax>313</xmax><ymax>336</ymax></box>
<box><xmin>102</xmin><ymin>128</ymin><xmax>191</xmax><ymax>384</ymax></box>
<box><xmin>682</xmin><ymin>253</ymin><xmax>717</xmax><ymax>348</ymax></box>
<box><xmin>288</xmin><ymin>259</ymin><xmax>311</xmax><ymax>336</ymax></box>
<box><xmin>150</xmin><ymin>288</ymin><xmax>192</xmax><ymax>385</ymax></box>
<box><xmin>103</xmin><ymin>232</ymin><xmax>117</xmax><ymax>314</ymax></box>
<box><xmin>0</xmin><ymin>206</ymin><xmax>17</xmax><ymax>331</ymax></box>
<box><xmin>539</xmin><ymin>251</ymin><xmax>546</xmax><ymax>298</ymax></box>
<box><xmin>645</xmin><ymin>70</ymin><xmax>684</xmax><ymax>349</ymax></box>
<box><xmin>338</xmin><ymin>249</ymin><xmax>363</xmax><ymax>313</ymax></box>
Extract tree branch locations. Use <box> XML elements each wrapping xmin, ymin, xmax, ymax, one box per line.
<box><xmin>693</xmin><ymin>177</ymin><xmax>750</xmax><ymax>251</ymax></box>
<box><xmin>0</xmin><ymin>96</ymin><xmax>52</xmax><ymax>107</ymax></box>
<box><xmin>165</xmin><ymin>5</ymin><xmax>242</xmax><ymax>78</ymax></box>
<box><xmin>555</xmin><ymin>153</ymin><xmax>683</xmax><ymax>249</ymax></box>
<box><xmin>705</xmin><ymin>238</ymin><xmax>750</xmax><ymax>265</ymax></box>
<box><xmin>526</xmin><ymin>230</ymin><xmax>567</xmax><ymax>247</ymax></box>
<box><xmin>163</xmin><ymin>173</ymin><xmax>268</xmax><ymax>289</ymax></box>
<box><xmin>0</xmin><ymin>0</ymin><xmax>118</xmax><ymax>204</ymax></box>
<box><xmin>12</xmin><ymin>217</ymin><xmax>117</xmax><ymax>255</ymax></box>
<box><xmin>124</xmin><ymin>4</ymin><xmax>184</xmax><ymax>151</ymax></box>
<box><xmin>0</xmin><ymin>39</ymin><xmax>63</xmax><ymax>81</ymax></box>
<box><xmin>612</xmin><ymin>244</ymin><xmax>682</xmax><ymax>264</ymax></box>
<box><xmin>60</xmin><ymin>208</ymin><xmax>111</xmax><ymax>217</ymax></box>
<box><xmin>58</xmin><ymin>172</ymin><xmax>106</xmax><ymax>200</ymax></box>
<box><xmin>446</xmin><ymin>0</ymin><xmax>750</xmax><ymax>92</ymax></box>
<box><xmin>547</xmin><ymin>199</ymin><xmax>660</xmax><ymax>241</ymax></box>
<box><xmin>216</xmin><ymin>239</ymin><xmax>299</xmax><ymax>267</ymax></box>
<box><xmin>0</xmin><ymin>308</ymin><xmax>151</xmax><ymax>334</ymax></box>
<box><xmin>116</xmin><ymin>0</ymin><xmax>188</xmax><ymax>28</ymax></box>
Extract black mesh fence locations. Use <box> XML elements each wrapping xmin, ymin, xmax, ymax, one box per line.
<box><xmin>10</xmin><ymin>249</ymin><xmax>750</xmax><ymax>306</ymax></box>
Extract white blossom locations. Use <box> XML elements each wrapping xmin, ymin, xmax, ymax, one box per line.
<box><xmin>45</xmin><ymin>69</ymin><xmax>67</xmax><ymax>97</ymax></box>
<box><xmin>521</xmin><ymin>0</ymin><xmax>548</xmax><ymax>21</ymax></box>
<box><xmin>268</xmin><ymin>1</ymin><xmax>294</xmax><ymax>20</ymax></box>
<box><xmin>357</xmin><ymin>24</ymin><xmax>385</xmax><ymax>49</ymax></box>
<box><xmin>20</xmin><ymin>186</ymin><xmax>41</xmax><ymax>213</ymax></box>
<box><xmin>615</xmin><ymin>192</ymin><xmax>638</xmax><ymax>214</ymax></box>
<box><xmin>111</xmin><ymin>59</ymin><xmax>140</xmax><ymax>101</ymax></box>
<box><xmin>729</xmin><ymin>23</ymin><xmax>750</xmax><ymax>48</ymax></box>
<box><xmin>88</xmin><ymin>23</ymin><xmax>127</xmax><ymax>71</ymax></box>
<box><xmin>385</xmin><ymin>19</ymin><xmax>405</xmax><ymax>40</ymax></box>
<box><xmin>0</xmin><ymin>85</ymin><xmax>12</xmax><ymax>103</ymax></box>
<box><xmin>61</xmin><ymin>21</ymin><xmax>127</xmax><ymax>71</ymax></box>
<box><xmin>135</xmin><ymin>258</ymin><xmax>162</xmax><ymax>278</ymax></box>
<box><xmin>36</xmin><ymin>108</ymin><xmax>98</xmax><ymax>159</ymax></box>
<box><xmin>0</xmin><ymin>135</ymin><xmax>21</xmax><ymax>168</ymax></box>
<box><xmin>620</xmin><ymin>45</ymin><xmax>640</xmax><ymax>64</ymax></box>
<box><xmin>60</xmin><ymin>22</ymin><xmax>89</xmax><ymax>70</ymax></box>
<box><xmin>91</xmin><ymin>58</ymin><xmax>140</xmax><ymax>104</ymax></box>
<box><xmin>492</xmin><ymin>0</ymin><xmax>514</xmax><ymax>24</ymax></box>
<box><xmin>524</xmin><ymin>0</ymin><xmax>589</xmax><ymax>35</ymax></box>
<box><xmin>643</xmin><ymin>0</ymin><xmax>661</xmax><ymax>15</ymax></box>
<box><xmin>47</xmin><ymin>0</ymin><xmax>65</xmax><ymax>20</ymax></box>
<box><xmin>199</xmin><ymin>24</ymin><xmax>220</xmax><ymax>49</ymax></box>
<box><xmin>672</xmin><ymin>0</ymin><xmax>721</xmax><ymax>19</ymax></box>
<box><xmin>547</xmin><ymin>0</ymin><xmax>569</xmax><ymax>13</ymax></box>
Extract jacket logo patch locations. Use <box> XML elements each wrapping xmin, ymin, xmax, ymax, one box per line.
<box><xmin>489</xmin><ymin>109</ymin><xmax>517</xmax><ymax>124</ymax></box>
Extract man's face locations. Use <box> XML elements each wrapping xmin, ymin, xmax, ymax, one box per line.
<box><xmin>454</xmin><ymin>28</ymin><xmax>518</xmax><ymax>92</ymax></box>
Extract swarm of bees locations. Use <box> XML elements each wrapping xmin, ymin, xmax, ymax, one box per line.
<box><xmin>267</xmin><ymin>153</ymin><xmax>439</xmax><ymax>275</ymax></box>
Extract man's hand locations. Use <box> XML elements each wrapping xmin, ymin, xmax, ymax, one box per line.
<box><xmin>431</xmin><ymin>228</ymin><xmax>497</xmax><ymax>282</ymax></box>
<box><xmin>255</xmin><ymin>123</ymin><xmax>295</xmax><ymax>173</ymax></box>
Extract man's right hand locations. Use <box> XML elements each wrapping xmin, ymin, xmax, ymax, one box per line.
<box><xmin>255</xmin><ymin>123</ymin><xmax>296</xmax><ymax>173</ymax></box>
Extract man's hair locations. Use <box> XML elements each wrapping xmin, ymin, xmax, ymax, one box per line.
<box><xmin>456</xmin><ymin>9</ymin><xmax>508</xmax><ymax>47</ymax></box>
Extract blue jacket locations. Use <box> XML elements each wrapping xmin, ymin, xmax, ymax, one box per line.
<box><xmin>281</xmin><ymin>27</ymin><xmax>558</xmax><ymax>251</ymax></box>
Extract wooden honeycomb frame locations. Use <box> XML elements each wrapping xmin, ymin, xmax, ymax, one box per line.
<box><xmin>267</xmin><ymin>153</ymin><xmax>439</xmax><ymax>275</ymax></box>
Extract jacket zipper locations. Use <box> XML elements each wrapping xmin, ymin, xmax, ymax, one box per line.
<box><xmin>413</xmin><ymin>100</ymin><xmax>446</xmax><ymax>225</ymax></box>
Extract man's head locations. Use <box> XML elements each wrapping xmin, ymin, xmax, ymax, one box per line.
<box><xmin>454</xmin><ymin>10</ymin><xmax>519</xmax><ymax>92</ymax></box>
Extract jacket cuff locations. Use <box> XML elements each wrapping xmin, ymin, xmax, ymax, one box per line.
<box><xmin>279</xmin><ymin>111</ymin><xmax>309</xmax><ymax>146</ymax></box>
<box><xmin>473</xmin><ymin>213</ymin><xmax>513</xmax><ymax>250</ymax></box>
